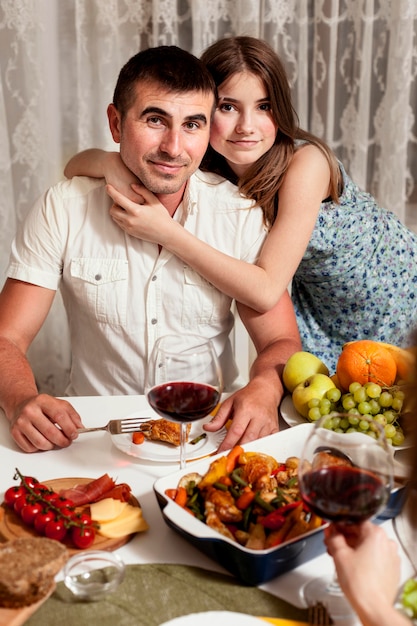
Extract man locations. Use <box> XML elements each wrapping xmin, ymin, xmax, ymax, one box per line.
<box><xmin>0</xmin><ymin>46</ymin><xmax>300</xmax><ymax>453</ymax></box>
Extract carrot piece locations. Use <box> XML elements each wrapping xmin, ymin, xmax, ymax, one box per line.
<box><xmin>235</xmin><ymin>486</ymin><xmax>256</xmax><ymax>510</ymax></box>
<box><xmin>226</xmin><ymin>445</ymin><xmax>244</xmax><ymax>473</ymax></box>
<box><xmin>217</xmin><ymin>475</ymin><xmax>233</xmax><ymax>487</ymax></box>
<box><xmin>174</xmin><ymin>486</ymin><xmax>188</xmax><ymax>507</ymax></box>
<box><xmin>165</xmin><ymin>489</ymin><xmax>178</xmax><ymax>501</ymax></box>
<box><xmin>132</xmin><ymin>431</ymin><xmax>145</xmax><ymax>445</ymax></box>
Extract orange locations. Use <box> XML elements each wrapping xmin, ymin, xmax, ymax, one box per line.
<box><xmin>336</xmin><ymin>339</ymin><xmax>397</xmax><ymax>390</ymax></box>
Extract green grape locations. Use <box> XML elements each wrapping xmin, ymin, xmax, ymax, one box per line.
<box><xmin>391</xmin><ymin>397</ymin><xmax>403</xmax><ymax>412</ymax></box>
<box><xmin>379</xmin><ymin>391</ymin><xmax>393</xmax><ymax>408</ymax></box>
<box><xmin>365</xmin><ymin>430</ymin><xmax>377</xmax><ymax>439</ymax></box>
<box><xmin>383</xmin><ymin>410</ymin><xmax>397</xmax><ymax>424</ymax></box>
<box><xmin>319</xmin><ymin>398</ymin><xmax>332</xmax><ymax>415</ymax></box>
<box><xmin>348</xmin><ymin>415</ymin><xmax>360</xmax><ymax>426</ymax></box>
<box><xmin>357</xmin><ymin>401</ymin><xmax>372</xmax><ymax>415</ymax></box>
<box><xmin>359</xmin><ymin>419</ymin><xmax>370</xmax><ymax>431</ymax></box>
<box><xmin>401</xmin><ymin>578</ymin><xmax>417</xmax><ymax>618</ymax></box>
<box><xmin>384</xmin><ymin>423</ymin><xmax>397</xmax><ymax>439</ymax></box>
<box><xmin>364</xmin><ymin>382</ymin><xmax>382</xmax><ymax>398</ymax></box>
<box><xmin>373</xmin><ymin>413</ymin><xmax>387</xmax><ymax>426</ymax></box>
<box><xmin>322</xmin><ymin>417</ymin><xmax>334</xmax><ymax>430</ymax></box>
<box><xmin>331</xmin><ymin>416</ymin><xmax>341</xmax><ymax>429</ymax></box>
<box><xmin>392</xmin><ymin>429</ymin><xmax>405</xmax><ymax>446</ymax></box>
<box><xmin>308</xmin><ymin>407</ymin><xmax>322</xmax><ymax>422</ymax></box>
<box><xmin>353</xmin><ymin>387</ymin><xmax>368</xmax><ymax>404</ymax></box>
<box><xmin>339</xmin><ymin>417</ymin><xmax>350</xmax><ymax>430</ymax></box>
<box><xmin>367</xmin><ymin>399</ymin><xmax>381</xmax><ymax>415</ymax></box>
<box><xmin>326</xmin><ymin>387</ymin><xmax>342</xmax><ymax>403</ymax></box>
<box><xmin>346</xmin><ymin>427</ymin><xmax>358</xmax><ymax>433</ymax></box>
<box><xmin>393</xmin><ymin>389</ymin><xmax>405</xmax><ymax>402</ymax></box>
<box><xmin>308</xmin><ymin>398</ymin><xmax>320</xmax><ymax>408</ymax></box>
<box><xmin>349</xmin><ymin>382</ymin><xmax>362</xmax><ymax>393</ymax></box>
<box><xmin>347</xmin><ymin>408</ymin><xmax>360</xmax><ymax>415</ymax></box>
<box><xmin>342</xmin><ymin>395</ymin><xmax>356</xmax><ymax>411</ymax></box>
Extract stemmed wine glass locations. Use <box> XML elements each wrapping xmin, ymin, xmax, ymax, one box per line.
<box><xmin>145</xmin><ymin>334</ymin><xmax>223</xmax><ymax>469</ymax></box>
<box><xmin>298</xmin><ymin>413</ymin><xmax>393</xmax><ymax>623</ymax></box>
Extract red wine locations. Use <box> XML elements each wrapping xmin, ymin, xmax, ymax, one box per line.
<box><xmin>301</xmin><ymin>465</ymin><xmax>388</xmax><ymax>523</ymax></box>
<box><xmin>147</xmin><ymin>382</ymin><xmax>220</xmax><ymax>423</ymax></box>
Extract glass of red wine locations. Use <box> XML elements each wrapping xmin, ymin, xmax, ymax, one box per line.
<box><xmin>145</xmin><ymin>334</ymin><xmax>223</xmax><ymax>469</ymax></box>
<box><xmin>298</xmin><ymin>413</ymin><xmax>393</xmax><ymax>622</ymax></box>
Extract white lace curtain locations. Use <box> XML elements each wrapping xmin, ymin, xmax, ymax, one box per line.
<box><xmin>1</xmin><ymin>0</ymin><xmax>416</xmax><ymax>394</ymax></box>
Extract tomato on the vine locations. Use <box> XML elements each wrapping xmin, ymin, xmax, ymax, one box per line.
<box><xmin>45</xmin><ymin>518</ymin><xmax>67</xmax><ymax>542</ymax></box>
<box><xmin>34</xmin><ymin>510</ymin><xmax>57</xmax><ymax>534</ymax></box>
<box><xmin>21</xmin><ymin>502</ymin><xmax>43</xmax><ymax>526</ymax></box>
<box><xmin>71</xmin><ymin>525</ymin><xmax>95</xmax><ymax>549</ymax></box>
<box><xmin>73</xmin><ymin>512</ymin><xmax>94</xmax><ymax>526</ymax></box>
<box><xmin>20</xmin><ymin>476</ymin><xmax>39</xmax><ymax>489</ymax></box>
<box><xmin>4</xmin><ymin>485</ymin><xmax>26</xmax><ymax>508</ymax></box>
<box><xmin>13</xmin><ymin>494</ymin><xmax>28</xmax><ymax>515</ymax></box>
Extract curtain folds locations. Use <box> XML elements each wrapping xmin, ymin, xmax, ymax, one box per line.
<box><xmin>1</xmin><ymin>0</ymin><xmax>416</xmax><ymax>394</ymax></box>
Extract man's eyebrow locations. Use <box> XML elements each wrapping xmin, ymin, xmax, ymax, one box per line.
<box><xmin>141</xmin><ymin>106</ymin><xmax>208</xmax><ymax>125</ymax></box>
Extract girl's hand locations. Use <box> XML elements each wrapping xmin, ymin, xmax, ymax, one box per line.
<box><xmin>106</xmin><ymin>183</ymin><xmax>175</xmax><ymax>245</ymax></box>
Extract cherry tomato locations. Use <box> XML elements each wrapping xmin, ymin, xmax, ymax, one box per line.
<box><xmin>54</xmin><ymin>497</ymin><xmax>75</xmax><ymax>511</ymax></box>
<box><xmin>4</xmin><ymin>485</ymin><xmax>26</xmax><ymax>508</ymax></box>
<box><xmin>45</xmin><ymin>518</ymin><xmax>67</xmax><ymax>542</ymax></box>
<box><xmin>20</xmin><ymin>476</ymin><xmax>40</xmax><ymax>489</ymax></box>
<box><xmin>34</xmin><ymin>510</ymin><xmax>57</xmax><ymax>534</ymax></box>
<box><xmin>32</xmin><ymin>483</ymin><xmax>50</xmax><ymax>495</ymax></box>
<box><xmin>14</xmin><ymin>494</ymin><xmax>28</xmax><ymax>515</ymax></box>
<box><xmin>73</xmin><ymin>512</ymin><xmax>94</xmax><ymax>526</ymax></box>
<box><xmin>42</xmin><ymin>492</ymin><xmax>60</xmax><ymax>505</ymax></box>
<box><xmin>71</xmin><ymin>525</ymin><xmax>96</xmax><ymax>549</ymax></box>
<box><xmin>21</xmin><ymin>502</ymin><xmax>43</xmax><ymax>526</ymax></box>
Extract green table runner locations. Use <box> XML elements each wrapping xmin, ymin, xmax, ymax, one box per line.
<box><xmin>26</xmin><ymin>564</ymin><xmax>308</xmax><ymax>626</ymax></box>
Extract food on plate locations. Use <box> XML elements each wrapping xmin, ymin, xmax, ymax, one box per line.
<box><xmin>165</xmin><ymin>446</ymin><xmax>323</xmax><ymax>550</ymax></box>
<box><xmin>0</xmin><ymin>537</ymin><xmax>67</xmax><ymax>608</ymax></box>
<box><xmin>91</xmin><ymin>501</ymin><xmax>148</xmax><ymax>538</ymax></box>
<box><xmin>58</xmin><ymin>473</ymin><xmax>131</xmax><ymax>506</ymax></box>
<box><xmin>283</xmin><ymin>350</ymin><xmax>329</xmax><ymax>392</ymax></box>
<box><xmin>292</xmin><ymin>373</ymin><xmax>336</xmax><ymax>418</ymax></box>
<box><xmin>140</xmin><ymin>418</ymin><xmax>191</xmax><ymax>446</ymax></box>
<box><xmin>336</xmin><ymin>339</ymin><xmax>397</xmax><ymax>390</ymax></box>
<box><xmin>400</xmin><ymin>577</ymin><xmax>417</xmax><ymax>618</ymax></box>
<box><xmin>132</xmin><ymin>431</ymin><xmax>145</xmax><ymax>445</ymax></box>
<box><xmin>2</xmin><ymin>470</ymin><xmax>147</xmax><ymax>549</ymax></box>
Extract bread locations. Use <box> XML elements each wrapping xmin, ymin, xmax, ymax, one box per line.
<box><xmin>0</xmin><ymin>537</ymin><xmax>68</xmax><ymax>608</ymax></box>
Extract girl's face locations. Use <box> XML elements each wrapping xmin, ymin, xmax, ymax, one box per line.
<box><xmin>210</xmin><ymin>71</ymin><xmax>278</xmax><ymax>177</ymax></box>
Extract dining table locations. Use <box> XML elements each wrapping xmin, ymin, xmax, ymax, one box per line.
<box><xmin>0</xmin><ymin>394</ymin><xmax>415</xmax><ymax>626</ymax></box>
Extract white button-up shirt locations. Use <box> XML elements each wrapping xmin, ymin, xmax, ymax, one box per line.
<box><xmin>8</xmin><ymin>171</ymin><xmax>267</xmax><ymax>395</ymax></box>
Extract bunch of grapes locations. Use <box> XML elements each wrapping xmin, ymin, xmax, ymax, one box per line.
<box><xmin>306</xmin><ymin>382</ymin><xmax>406</xmax><ymax>446</ymax></box>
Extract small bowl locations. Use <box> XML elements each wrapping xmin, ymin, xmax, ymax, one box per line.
<box><xmin>63</xmin><ymin>550</ymin><xmax>125</xmax><ymax>601</ymax></box>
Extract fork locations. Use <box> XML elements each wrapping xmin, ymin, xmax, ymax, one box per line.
<box><xmin>77</xmin><ymin>416</ymin><xmax>151</xmax><ymax>435</ymax></box>
<box><xmin>307</xmin><ymin>602</ymin><xmax>333</xmax><ymax>625</ymax></box>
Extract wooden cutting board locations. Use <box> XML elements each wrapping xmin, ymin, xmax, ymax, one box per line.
<box><xmin>0</xmin><ymin>477</ymin><xmax>139</xmax><ymax>554</ymax></box>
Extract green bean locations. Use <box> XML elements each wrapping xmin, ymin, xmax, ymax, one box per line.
<box><xmin>254</xmin><ymin>493</ymin><xmax>275</xmax><ymax>512</ymax></box>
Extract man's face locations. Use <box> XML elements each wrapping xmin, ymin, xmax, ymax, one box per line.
<box><xmin>108</xmin><ymin>81</ymin><xmax>214</xmax><ymax>200</ymax></box>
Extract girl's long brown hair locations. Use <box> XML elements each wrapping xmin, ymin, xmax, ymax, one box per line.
<box><xmin>200</xmin><ymin>36</ymin><xmax>341</xmax><ymax>229</ymax></box>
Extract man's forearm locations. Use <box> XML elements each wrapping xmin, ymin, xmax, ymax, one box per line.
<box><xmin>0</xmin><ymin>337</ymin><xmax>38</xmax><ymax>421</ymax></box>
<box><xmin>249</xmin><ymin>336</ymin><xmax>301</xmax><ymax>400</ymax></box>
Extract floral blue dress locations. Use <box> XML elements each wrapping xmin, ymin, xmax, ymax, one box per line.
<box><xmin>291</xmin><ymin>163</ymin><xmax>417</xmax><ymax>373</ymax></box>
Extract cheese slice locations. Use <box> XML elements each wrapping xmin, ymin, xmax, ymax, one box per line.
<box><xmin>90</xmin><ymin>498</ymin><xmax>128</xmax><ymax>522</ymax></box>
<box><xmin>97</xmin><ymin>503</ymin><xmax>149</xmax><ymax>538</ymax></box>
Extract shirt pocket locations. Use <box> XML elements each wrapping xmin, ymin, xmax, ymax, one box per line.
<box><xmin>70</xmin><ymin>258</ymin><xmax>128</xmax><ymax>326</ymax></box>
<box><xmin>181</xmin><ymin>267</ymin><xmax>230</xmax><ymax>327</ymax></box>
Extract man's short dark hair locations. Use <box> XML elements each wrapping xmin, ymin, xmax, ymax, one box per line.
<box><xmin>113</xmin><ymin>46</ymin><xmax>217</xmax><ymax>118</ymax></box>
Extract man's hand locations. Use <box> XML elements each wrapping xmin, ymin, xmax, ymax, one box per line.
<box><xmin>9</xmin><ymin>394</ymin><xmax>83</xmax><ymax>453</ymax></box>
<box><xmin>204</xmin><ymin>378</ymin><xmax>279</xmax><ymax>452</ymax></box>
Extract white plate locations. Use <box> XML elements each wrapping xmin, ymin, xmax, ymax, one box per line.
<box><xmin>160</xmin><ymin>611</ymin><xmax>265</xmax><ymax>625</ymax></box>
<box><xmin>279</xmin><ymin>395</ymin><xmax>412</xmax><ymax>450</ymax></box>
<box><xmin>110</xmin><ymin>410</ymin><xmax>225</xmax><ymax>462</ymax></box>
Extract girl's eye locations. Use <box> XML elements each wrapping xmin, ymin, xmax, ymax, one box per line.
<box><xmin>259</xmin><ymin>103</ymin><xmax>272</xmax><ymax>111</ymax></box>
<box><xmin>219</xmin><ymin>103</ymin><xmax>236</xmax><ymax>112</ymax></box>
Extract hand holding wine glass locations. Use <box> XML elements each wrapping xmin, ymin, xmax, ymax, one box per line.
<box><xmin>298</xmin><ymin>413</ymin><xmax>393</xmax><ymax>623</ymax></box>
<box><xmin>146</xmin><ymin>334</ymin><xmax>223</xmax><ymax>469</ymax></box>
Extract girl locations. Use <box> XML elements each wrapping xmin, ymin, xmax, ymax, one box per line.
<box><xmin>65</xmin><ymin>37</ymin><xmax>417</xmax><ymax>372</ymax></box>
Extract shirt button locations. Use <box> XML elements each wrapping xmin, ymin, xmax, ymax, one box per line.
<box><xmin>151</xmin><ymin>275</ymin><xmax>157</xmax><ymax>281</ymax></box>
<box><xmin>151</xmin><ymin>318</ymin><xmax>157</xmax><ymax>325</ymax></box>
<box><xmin>95</xmin><ymin>274</ymin><xmax>102</xmax><ymax>281</ymax></box>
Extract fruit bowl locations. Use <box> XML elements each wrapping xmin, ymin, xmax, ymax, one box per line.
<box><xmin>153</xmin><ymin>424</ymin><xmax>405</xmax><ymax>585</ymax></box>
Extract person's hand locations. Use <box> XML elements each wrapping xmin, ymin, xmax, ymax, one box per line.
<box><xmin>9</xmin><ymin>394</ymin><xmax>83</xmax><ymax>453</ymax></box>
<box><xmin>106</xmin><ymin>183</ymin><xmax>176</xmax><ymax>245</ymax></box>
<box><xmin>324</xmin><ymin>522</ymin><xmax>401</xmax><ymax>616</ymax></box>
<box><xmin>204</xmin><ymin>379</ymin><xmax>279</xmax><ymax>452</ymax></box>
<box><xmin>102</xmin><ymin>152</ymin><xmax>143</xmax><ymax>203</ymax></box>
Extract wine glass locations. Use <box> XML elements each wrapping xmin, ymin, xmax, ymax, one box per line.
<box><xmin>145</xmin><ymin>334</ymin><xmax>223</xmax><ymax>469</ymax></box>
<box><xmin>298</xmin><ymin>413</ymin><xmax>393</xmax><ymax>623</ymax></box>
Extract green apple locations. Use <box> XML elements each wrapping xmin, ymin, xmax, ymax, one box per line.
<box><xmin>283</xmin><ymin>351</ymin><xmax>329</xmax><ymax>392</ymax></box>
<box><xmin>292</xmin><ymin>373</ymin><xmax>336</xmax><ymax>418</ymax></box>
